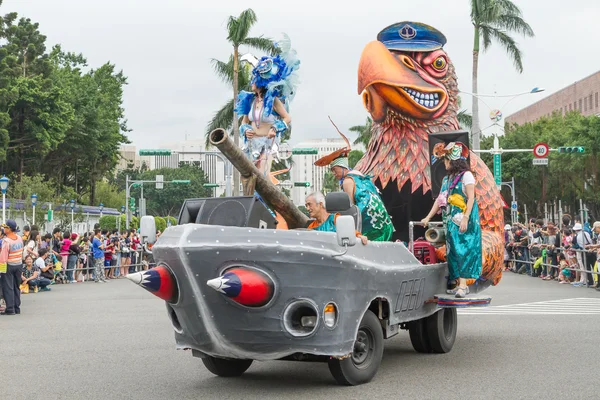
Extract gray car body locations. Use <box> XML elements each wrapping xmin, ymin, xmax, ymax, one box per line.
<box><xmin>154</xmin><ymin>223</ymin><xmax>487</xmax><ymax>361</ymax></box>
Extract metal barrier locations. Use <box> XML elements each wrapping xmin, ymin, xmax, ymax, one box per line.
<box><xmin>47</xmin><ymin>249</ymin><xmax>156</xmax><ymax>282</ymax></box>
<box><xmin>506</xmin><ymin>245</ymin><xmax>599</xmax><ymax>278</ymax></box>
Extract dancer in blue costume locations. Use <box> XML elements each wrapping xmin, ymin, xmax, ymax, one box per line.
<box><xmin>235</xmin><ymin>34</ymin><xmax>300</xmax><ymax>182</ymax></box>
<box><xmin>422</xmin><ymin>142</ymin><xmax>482</xmax><ymax>298</ymax></box>
<box><xmin>314</xmin><ymin>128</ymin><xmax>394</xmax><ymax>242</ymax></box>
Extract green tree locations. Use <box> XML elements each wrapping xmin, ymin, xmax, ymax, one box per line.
<box><xmin>348</xmin><ymin>150</ymin><xmax>364</xmax><ymax>168</ymax></box>
<box><xmin>322</xmin><ymin>171</ymin><xmax>338</xmax><ymax>194</ymax></box>
<box><xmin>470</xmin><ymin>0</ymin><xmax>534</xmax><ymax>150</ymax></box>
<box><xmin>154</xmin><ymin>216</ymin><xmax>166</xmax><ymax>232</ymax></box>
<box><xmin>129</xmin><ymin>164</ymin><xmax>211</xmax><ymax>216</ymax></box>
<box><xmin>207</xmin><ymin>8</ymin><xmax>279</xmax><ymax>196</ymax></box>
<box><xmin>350</xmin><ymin>117</ymin><xmax>372</xmax><ymax>148</ymax></box>
<box><xmin>481</xmin><ymin>113</ymin><xmax>600</xmax><ymax>218</ymax></box>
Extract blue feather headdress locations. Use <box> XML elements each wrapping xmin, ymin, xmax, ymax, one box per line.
<box><xmin>235</xmin><ymin>34</ymin><xmax>300</xmax><ymax>118</ymax></box>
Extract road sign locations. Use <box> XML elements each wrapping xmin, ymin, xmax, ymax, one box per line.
<box><xmin>280</xmin><ymin>180</ymin><xmax>293</xmax><ymax>190</ymax></box>
<box><xmin>139</xmin><ymin>149</ymin><xmax>172</xmax><ymax>156</ymax></box>
<box><xmin>278</xmin><ymin>143</ymin><xmax>292</xmax><ymax>160</ymax></box>
<box><xmin>493</xmin><ymin>154</ymin><xmax>501</xmax><ymax>186</ymax></box>
<box><xmin>533</xmin><ymin>142</ymin><xmax>549</xmax><ymax>158</ymax></box>
<box><xmin>294</xmin><ymin>182</ymin><xmax>311</xmax><ymax>187</ymax></box>
<box><xmin>511</xmin><ymin>201</ymin><xmax>518</xmax><ymax>210</ymax></box>
<box><xmin>203</xmin><ymin>183</ymin><xmax>219</xmax><ymax>188</ymax></box>
<box><xmin>171</xmin><ymin>180</ymin><xmax>190</xmax><ymax>184</ymax></box>
<box><xmin>532</xmin><ymin>158</ymin><xmax>548</xmax><ymax>165</ymax></box>
<box><xmin>292</xmin><ymin>148</ymin><xmax>319</xmax><ymax>155</ymax></box>
<box><xmin>156</xmin><ymin>175</ymin><xmax>164</xmax><ymax>189</ymax></box>
<box><xmin>47</xmin><ymin>209</ymin><xmax>53</xmax><ymax>222</ymax></box>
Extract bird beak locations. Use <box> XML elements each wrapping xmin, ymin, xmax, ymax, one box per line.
<box><xmin>357</xmin><ymin>41</ymin><xmax>448</xmax><ymax>121</ymax></box>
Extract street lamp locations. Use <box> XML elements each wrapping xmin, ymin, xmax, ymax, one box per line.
<box><xmin>99</xmin><ymin>203</ymin><xmax>104</xmax><ymax>218</ymax></box>
<box><xmin>31</xmin><ymin>194</ymin><xmax>38</xmax><ymax>225</ymax></box>
<box><xmin>120</xmin><ymin>205</ymin><xmax>125</xmax><ymax>214</ymax></box>
<box><xmin>0</xmin><ymin>175</ymin><xmax>9</xmax><ymax>224</ymax></box>
<box><xmin>70</xmin><ymin>199</ymin><xmax>75</xmax><ymax>233</ymax></box>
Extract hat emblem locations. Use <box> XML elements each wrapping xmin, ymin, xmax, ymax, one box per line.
<box><xmin>399</xmin><ymin>24</ymin><xmax>417</xmax><ymax>40</ymax></box>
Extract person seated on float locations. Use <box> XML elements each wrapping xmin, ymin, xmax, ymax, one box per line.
<box><xmin>314</xmin><ymin>137</ymin><xmax>394</xmax><ymax>242</ymax></box>
<box><xmin>305</xmin><ymin>192</ymin><xmax>368</xmax><ymax>245</ymax></box>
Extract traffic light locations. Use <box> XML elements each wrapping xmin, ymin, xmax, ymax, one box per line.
<box><xmin>294</xmin><ymin>182</ymin><xmax>311</xmax><ymax>187</ymax></box>
<box><xmin>292</xmin><ymin>148</ymin><xmax>319</xmax><ymax>155</ymax></box>
<box><xmin>171</xmin><ymin>180</ymin><xmax>190</xmax><ymax>184</ymax></box>
<box><xmin>139</xmin><ymin>149</ymin><xmax>172</xmax><ymax>156</ymax></box>
<box><xmin>203</xmin><ymin>183</ymin><xmax>219</xmax><ymax>188</ymax></box>
<box><xmin>558</xmin><ymin>146</ymin><xmax>584</xmax><ymax>154</ymax></box>
<box><xmin>129</xmin><ymin>197</ymin><xmax>135</xmax><ymax>210</ymax></box>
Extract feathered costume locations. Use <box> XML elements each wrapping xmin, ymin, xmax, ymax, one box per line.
<box><xmin>235</xmin><ymin>34</ymin><xmax>300</xmax><ymax>169</ymax></box>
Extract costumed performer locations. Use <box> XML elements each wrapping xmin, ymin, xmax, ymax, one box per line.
<box><xmin>314</xmin><ymin>126</ymin><xmax>394</xmax><ymax>242</ymax></box>
<box><xmin>305</xmin><ymin>192</ymin><xmax>368</xmax><ymax>245</ymax></box>
<box><xmin>236</xmin><ymin>34</ymin><xmax>300</xmax><ymax>181</ymax></box>
<box><xmin>421</xmin><ymin>141</ymin><xmax>482</xmax><ymax>298</ymax></box>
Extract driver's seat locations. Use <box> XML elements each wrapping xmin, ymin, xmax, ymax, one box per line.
<box><xmin>325</xmin><ymin>192</ymin><xmax>362</xmax><ymax>232</ymax></box>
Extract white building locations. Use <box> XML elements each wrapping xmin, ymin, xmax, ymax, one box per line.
<box><xmin>117</xmin><ymin>139</ymin><xmax>227</xmax><ymax>197</ymax></box>
<box><xmin>291</xmin><ymin>138</ymin><xmax>358</xmax><ymax>205</ymax></box>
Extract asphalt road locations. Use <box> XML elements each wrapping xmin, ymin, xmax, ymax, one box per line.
<box><xmin>2</xmin><ymin>272</ymin><xmax>599</xmax><ymax>400</ymax></box>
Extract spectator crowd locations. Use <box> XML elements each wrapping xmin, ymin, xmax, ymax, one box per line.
<box><xmin>504</xmin><ymin>214</ymin><xmax>600</xmax><ymax>290</ymax></box>
<box><xmin>0</xmin><ymin>221</ymin><xmax>155</xmax><ymax>316</ymax></box>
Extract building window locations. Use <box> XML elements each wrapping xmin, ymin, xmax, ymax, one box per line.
<box><xmin>584</xmin><ymin>97</ymin><xmax>588</xmax><ymax>112</ymax></box>
<box><xmin>569</xmin><ymin>104</ymin><xmax>572</xmax><ymax>111</ymax></box>
<box><xmin>596</xmin><ymin>92</ymin><xmax>599</xmax><ymax>108</ymax></box>
<box><xmin>590</xmin><ymin>94</ymin><xmax>594</xmax><ymax>110</ymax></box>
<box><xmin>579</xmin><ymin>99</ymin><xmax>582</xmax><ymax>111</ymax></box>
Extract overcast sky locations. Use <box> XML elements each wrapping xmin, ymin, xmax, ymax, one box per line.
<box><xmin>8</xmin><ymin>0</ymin><xmax>600</xmax><ymax>148</ymax></box>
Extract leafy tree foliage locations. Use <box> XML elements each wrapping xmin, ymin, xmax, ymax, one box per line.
<box><xmin>481</xmin><ymin>112</ymin><xmax>600</xmax><ymax>219</ymax></box>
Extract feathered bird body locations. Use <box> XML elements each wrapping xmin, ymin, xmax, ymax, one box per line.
<box><xmin>356</xmin><ymin>27</ymin><xmax>504</xmax><ymax>286</ymax></box>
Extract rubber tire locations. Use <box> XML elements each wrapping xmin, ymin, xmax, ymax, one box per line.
<box><xmin>201</xmin><ymin>356</ymin><xmax>253</xmax><ymax>377</ymax></box>
<box><xmin>328</xmin><ymin>310</ymin><xmax>384</xmax><ymax>386</ymax></box>
<box><xmin>408</xmin><ymin>308</ymin><xmax>457</xmax><ymax>354</ymax></box>
<box><xmin>408</xmin><ymin>318</ymin><xmax>432</xmax><ymax>353</ymax></box>
<box><xmin>426</xmin><ymin>308</ymin><xmax>457</xmax><ymax>353</ymax></box>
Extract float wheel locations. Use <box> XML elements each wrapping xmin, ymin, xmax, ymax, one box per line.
<box><xmin>201</xmin><ymin>356</ymin><xmax>253</xmax><ymax>377</ymax></box>
<box><xmin>328</xmin><ymin>310</ymin><xmax>384</xmax><ymax>386</ymax></box>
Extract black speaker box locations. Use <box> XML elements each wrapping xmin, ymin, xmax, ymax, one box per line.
<box><xmin>177</xmin><ymin>196</ymin><xmax>277</xmax><ymax>229</ymax></box>
<box><xmin>428</xmin><ymin>130</ymin><xmax>471</xmax><ymax>199</ymax></box>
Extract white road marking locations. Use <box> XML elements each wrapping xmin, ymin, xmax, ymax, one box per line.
<box><xmin>457</xmin><ymin>297</ymin><xmax>600</xmax><ymax>315</ymax></box>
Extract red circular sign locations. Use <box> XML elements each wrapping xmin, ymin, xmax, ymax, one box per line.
<box><xmin>533</xmin><ymin>143</ymin><xmax>549</xmax><ymax>158</ymax></box>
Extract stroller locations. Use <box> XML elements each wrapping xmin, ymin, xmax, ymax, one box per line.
<box><xmin>51</xmin><ymin>254</ymin><xmax>67</xmax><ymax>284</ymax></box>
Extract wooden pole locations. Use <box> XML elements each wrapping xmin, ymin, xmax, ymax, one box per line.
<box><xmin>209</xmin><ymin>129</ymin><xmax>309</xmax><ymax>229</ymax></box>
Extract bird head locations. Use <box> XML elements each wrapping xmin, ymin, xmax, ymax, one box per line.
<box><xmin>357</xmin><ymin>22</ymin><xmax>458</xmax><ymax>124</ymax></box>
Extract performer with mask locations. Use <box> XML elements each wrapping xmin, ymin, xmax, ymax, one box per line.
<box><xmin>314</xmin><ymin>129</ymin><xmax>394</xmax><ymax>242</ymax></box>
<box><xmin>236</xmin><ymin>34</ymin><xmax>300</xmax><ymax>180</ymax></box>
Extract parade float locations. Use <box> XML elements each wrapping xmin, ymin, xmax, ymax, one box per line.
<box><xmin>127</xmin><ymin>21</ymin><xmax>504</xmax><ymax>386</ymax></box>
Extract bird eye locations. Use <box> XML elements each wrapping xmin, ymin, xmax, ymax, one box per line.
<box><xmin>432</xmin><ymin>57</ymin><xmax>446</xmax><ymax>70</ymax></box>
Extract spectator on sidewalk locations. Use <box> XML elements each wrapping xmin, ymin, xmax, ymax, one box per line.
<box><xmin>22</xmin><ymin>230</ymin><xmax>40</xmax><ymax>261</ymax></box>
<box><xmin>572</xmin><ymin>223</ymin><xmax>594</xmax><ymax>287</ymax></box>
<box><xmin>92</xmin><ymin>229</ymin><xmax>107</xmax><ymax>283</ymax></box>
<box><xmin>0</xmin><ymin>220</ymin><xmax>24</xmax><ymax>315</ymax></box>
<box><xmin>21</xmin><ymin>225</ymin><xmax>30</xmax><ymax>242</ymax></box>
<box><xmin>22</xmin><ymin>253</ymin><xmax>51</xmax><ymax>292</ymax></box>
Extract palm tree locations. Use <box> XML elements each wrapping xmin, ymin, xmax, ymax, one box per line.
<box><xmin>207</xmin><ymin>8</ymin><xmax>279</xmax><ymax>195</ymax></box>
<box><xmin>456</xmin><ymin>96</ymin><xmax>472</xmax><ymax>132</ymax></box>
<box><xmin>470</xmin><ymin>0</ymin><xmax>534</xmax><ymax>150</ymax></box>
<box><xmin>349</xmin><ymin>117</ymin><xmax>373</xmax><ymax>148</ymax></box>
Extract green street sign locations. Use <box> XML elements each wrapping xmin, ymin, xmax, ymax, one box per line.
<box><xmin>493</xmin><ymin>154</ymin><xmax>501</xmax><ymax>186</ymax></box>
<box><xmin>292</xmin><ymin>148</ymin><xmax>319</xmax><ymax>155</ymax></box>
<box><xmin>172</xmin><ymin>180</ymin><xmax>190</xmax><ymax>184</ymax></box>
<box><xmin>132</xmin><ymin>183</ymin><xmax>141</xmax><ymax>188</ymax></box>
<box><xmin>294</xmin><ymin>182</ymin><xmax>311</xmax><ymax>187</ymax></box>
<box><xmin>558</xmin><ymin>146</ymin><xmax>584</xmax><ymax>154</ymax></box>
<box><xmin>203</xmin><ymin>183</ymin><xmax>219</xmax><ymax>188</ymax></box>
<box><xmin>139</xmin><ymin>149</ymin><xmax>172</xmax><ymax>156</ymax></box>
<box><xmin>47</xmin><ymin>209</ymin><xmax>53</xmax><ymax>222</ymax></box>
<box><xmin>129</xmin><ymin>197</ymin><xmax>136</xmax><ymax>211</ymax></box>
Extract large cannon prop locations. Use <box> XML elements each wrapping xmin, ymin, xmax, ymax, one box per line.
<box><xmin>209</xmin><ymin>128</ymin><xmax>309</xmax><ymax>230</ymax></box>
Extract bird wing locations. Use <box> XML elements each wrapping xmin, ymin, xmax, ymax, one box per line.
<box><xmin>470</xmin><ymin>151</ymin><xmax>504</xmax><ymax>234</ymax></box>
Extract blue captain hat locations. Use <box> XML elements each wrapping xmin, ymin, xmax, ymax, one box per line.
<box><xmin>377</xmin><ymin>21</ymin><xmax>447</xmax><ymax>52</ymax></box>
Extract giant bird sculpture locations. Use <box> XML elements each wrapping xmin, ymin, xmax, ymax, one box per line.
<box><xmin>355</xmin><ymin>22</ymin><xmax>504</xmax><ymax>285</ymax></box>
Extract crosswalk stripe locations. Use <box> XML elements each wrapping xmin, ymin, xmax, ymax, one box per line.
<box><xmin>457</xmin><ymin>297</ymin><xmax>600</xmax><ymax>315</ymax></box>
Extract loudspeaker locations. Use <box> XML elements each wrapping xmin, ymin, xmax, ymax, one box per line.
<box><xmin>428</xmin><ymin>130</ymin><xmax>471</xmax><ymax>199</ymax></box>
<box><xmin>177</xmin><ymin>196</ymin><xmax>277</xmax><ymax>229</ymax></box>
